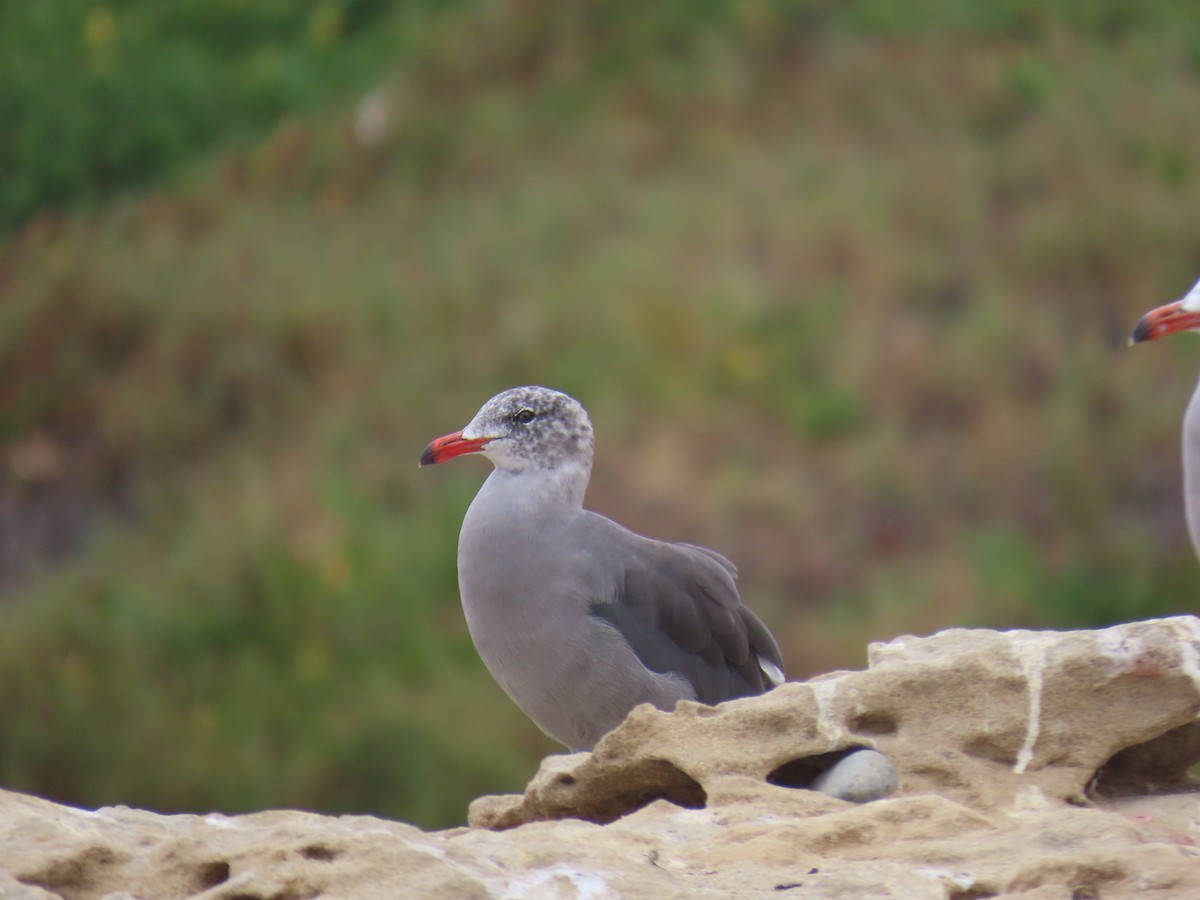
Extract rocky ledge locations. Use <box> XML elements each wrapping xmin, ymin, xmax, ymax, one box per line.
<box><xmin>3</xmin><ymin>617</ymin><xmax>1199</xmax><ymax>899</ymax></box>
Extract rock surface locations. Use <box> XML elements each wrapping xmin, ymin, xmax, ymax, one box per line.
<box><xmin>3</xmin><ymin>617</ymin><xmax>1199</xmax><ymax>899</ymax></box>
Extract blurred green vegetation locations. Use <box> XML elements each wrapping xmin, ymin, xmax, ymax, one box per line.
<box><xmin>0</xmin><ymin>0</ymin><xmax>439</xmax><ymax>230</ymax></box>
<box><xmin>3</xmin><ymin>0</ymin><xmax>1200</xmax><ymax>828</ymax></box>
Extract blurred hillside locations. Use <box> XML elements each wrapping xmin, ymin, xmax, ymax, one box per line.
<box><xmin>2</xmin><ymin>1</ymin><xmax>1200</xmax><ymax>828</ymax></box>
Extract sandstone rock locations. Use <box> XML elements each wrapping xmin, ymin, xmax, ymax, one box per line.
<box><xmin>1</xmin><ymin>617</ymin><xmax>1198</xmax><ymax>899</ymax></box>
<box><xmin>470</xmin><ymin>615</ymin><xmax>1200</xmax><ymax>830</ymax></box>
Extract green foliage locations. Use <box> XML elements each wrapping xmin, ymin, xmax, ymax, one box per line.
<box><xmin>0</xmin><ymin>462</ymin><xmax>535</xmax><ymax>824</ymax></box>
<box><xmin>0</xmin><ymin>0</ymin><xmax>433</xmax><ymax>230</ymax></box>
<box><xmin>3</xmin><ymin>0</ymin><xmax>1200</xmax><ymax>828</ymax></box>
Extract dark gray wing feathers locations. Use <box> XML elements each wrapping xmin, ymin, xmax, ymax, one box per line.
<box><xmin>588</xmin><ymin>529</ymin><xmax>785</xmax><ymax>704</ymax></box>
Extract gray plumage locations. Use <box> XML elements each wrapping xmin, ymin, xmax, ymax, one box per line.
<box><xmin>1130</xmin><ymin>276</ymin><xmax>1200</xmax><ymax>562</ymax></box>
<box><xmin>420</xmin><ymin>386</ymin><xmax>785</xmax><ymax>751</ymax></box>
<box><xmin>1184</xmin><ymin>379</ymin><xmax>1200</xmax><ymax>560</ymax></box>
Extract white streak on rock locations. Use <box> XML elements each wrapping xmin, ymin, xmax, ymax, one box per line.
<box><xmin>810</xmin><ymin>679</ymin><xmax>846</xmax><ymax>744</ymax></box>
<box><xmin>502</xmin><ymin>865</ymin><xmax>610</xmax><ymax>900</ymax></box>
<box><xmin>1166</xmin><ymin>617</ymin><xmax>1200</xmax><ymax>695</ymax></box>
<box><xmin>914</xmin><ymin>866</ymin><xmax>976</xmax><ymax>891</ymax></box>
<box><xmin>1013</xmin><ymin>636</ymin><xmax>1048</xmax><ymax>775</ymax></box>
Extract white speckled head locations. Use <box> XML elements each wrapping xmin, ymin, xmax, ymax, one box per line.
<box><xmin>420</xmin><ymin>386</ymin><xmax>595</xmax><ymax>474</ymax></box>
<box><xmin>1182</xmin><ymin>275</ymin><xmax>1200</xmax><ymax>312</ymax></box>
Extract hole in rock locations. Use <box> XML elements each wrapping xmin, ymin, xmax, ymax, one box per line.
<box><xmin>962</xmin><ymin>730</ymin><xmax>1022</xmax><ymax>766</ymax></box>
<box><xmin>767</xmin><ymin>747</ymin><xmax>868</xmax><ymax>790</ymax></box>
<box><xmin>197</xmin><ymin>860</ymin><xmax>231</xmax><ymax>888</ymax></box>
<box><xmin>848</xmin><ymin>711</ymin><xmax>897</xmax><ymax>736</ymax></box>
<box><xmin>227</xmin><ymin>889</ymin><xmax>315</xmax><ymax>900</ymax></box>
<box><xmin>948</xmin><ymin>888</ymin><xmax>999</xmax><ymax>900</ymax></box>
<box><xmin>299</xmin><ymin>844</ymin><xmax>338</xmax><ymax>862</ymax></box>
<box><xmin>1067</xmin><ymin>862</ymin><xmax>1125</xmax><ymax>900</ymax></box>
<box><xmin>1090</xmin><ymin>720</ymin><xmax>1200</xmax><ymax>799</ymax></box>
<box><xmin>18</xmin><ymin>845</ymin><xmax>126</xmax><ymax>893</ymax></box>
<box><xmin>573</xmin><ymin>758</ymin><xmax>707</xmax><ymax>825</ymax></box>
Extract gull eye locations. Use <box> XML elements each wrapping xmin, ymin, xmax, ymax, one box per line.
<box><xmin>513</xmin><ymin>408</ymin><xmax>536</xmax><ymax>425</ymax></box>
